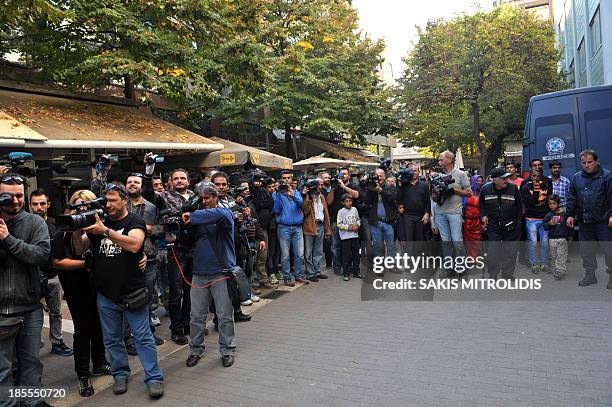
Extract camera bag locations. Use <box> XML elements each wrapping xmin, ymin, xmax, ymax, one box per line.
<box><xmin>117</xmin><ymin>288</ymin><xmax>150</xmax><ymax>311</ymax></box>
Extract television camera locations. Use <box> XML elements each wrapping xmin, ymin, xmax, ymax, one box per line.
<box><xmin>429</xmin><ymin>173</ymin><xmax>455</xmax><ymax>204</ymax></box>
<box><xmin>56</xmin><ymin>197</ymin><xmax>107</xmax><ymax>231</ymax></box>
<box><xmin>0</xmin><ymin>152</ymin><xmax>36</xmax><ymax>178</ymax></box>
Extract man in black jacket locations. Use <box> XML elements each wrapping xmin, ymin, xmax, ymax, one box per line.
<box><xmin>566</xmin><ymin>149</ymin><xmax>612</xmax><ymax>288</ymax></box>
<box><xmin>365</xmin><ymin>168</ymin><xmax>397</xmax><ymax>274</ymax></box>
<box><xmin>252</xmin><ymin>179</ymin><xmax>277</xmax><ymax>288</ymax></box>
<box><xmin>396</xmin><ymin>163</ymin><xmax>430</xmax><ymax>255</ymax></box>
<box><xmin>479</xmin><ymin>168</ymin><xmax>523</xmax><ymax>279</ymax></box>
<box><xmin>0</xmin><ymin>173</ymin><xmax>51</xmax><ymax>406</ymax></box>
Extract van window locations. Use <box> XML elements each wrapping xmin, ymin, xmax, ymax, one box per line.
<box><xmin>584</xmin><ymin>108</ymin><xmax>612</xmax><ymax>167</ymax></box>
<box><xmin>535</xmin><ymin>114</ymin><xmax>576</xmax><ymax>163</ymax></box>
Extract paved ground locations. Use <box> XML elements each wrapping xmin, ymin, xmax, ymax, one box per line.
<box><xmin>37</xmin><ymin>258</ymin><xmax>612</xmax><ymax>407</ymax></box>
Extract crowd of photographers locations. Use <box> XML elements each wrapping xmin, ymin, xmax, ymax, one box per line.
<box><xmin>0</xmin><ymin>147</ymin><xmax>610</xmax><ymax>405</ymax></box>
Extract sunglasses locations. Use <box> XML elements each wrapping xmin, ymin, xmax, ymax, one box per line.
<box><xmin>1</xmin><ymin>175</ymin><xmax>25</xmax><ymax>185</ymax></box>
<box><xmin>103</xmin><ymin>183</ymin><xmax>127</xmax><ymax>196</ymax></box>
<box><xmin>128</xmin><ymin>172</ymin><xmax>144</xmax><ymax>179</ymax></box>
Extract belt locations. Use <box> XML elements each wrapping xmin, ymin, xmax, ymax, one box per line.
<box><xmin>378</xmin><ymin>217</ymin><xmax>391</xmax><ymax>224</ymax></box>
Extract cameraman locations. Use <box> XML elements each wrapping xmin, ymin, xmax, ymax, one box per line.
<box><xmin>435</xmin><ymin>151</ymin><xmax>471</xmax><ymax>276</ymax></box>
<box><xmin>142</xmin><ymin>161</ymin><xmax>194</xmax><ymax>346</ymax></box>
<box><xmin>252</xmin><ymin>177</ymin><xmax>278</xmax><ymax>288</ymax></box>
<box><xmin>182</xmin><ymin>182</ymin><xmax>236</xmax><ymax>368</ymax></box>
<box><xmin>325</xmin><ymin>168</ymin><xmax>359</xmax><ymax>276</ymax></box>
<box><xmin>302</xmin><ymin>179</ymin><xmax>332</xmax><ymax>282</ymax></box>
<box><xmin>396</xmin><ymin>163</ymin><xmax>431</xmax><ymax>255</ymax></box>
<box><xmin>353</xmin><ymin>172</ymin><xmax>373</xmax><ymax>259</ymax></box>
<box><xmin>0</xmin><ymin>173</ymin><xmax>51</xmax><ymax>405</ymax></box>
<box><xmin>273</xmin><ymin>171</ymin><xmax>308</xmax><ymax>286</ymax></box>
<box><xmin>72</xmin><ymin>182</ymin><xmax>164</xmax><ymax>398</ymax></box>
<box><xmin>365</xmin><ymin>168</ymin><xmax>397</xmax><ymax>270</ymax></box>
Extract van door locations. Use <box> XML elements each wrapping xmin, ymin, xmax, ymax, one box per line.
<box><xmin>578</xmin><ymin>88</ymin><xmax>612</xmax><ymax>171</ymax></box>
<box><xmin>529</xmin><ymin>96</ymin><xmax>580</xmax><ymax>178</ymax></box>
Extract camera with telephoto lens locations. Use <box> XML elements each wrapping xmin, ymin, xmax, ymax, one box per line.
<box><xmin>56</xmin><ymin>197</ymin><xmax>107</xmax><ymax>231</ymax></box>
<box><xmin>398</xmin><ymin>167</ymin><xmax>414</xmax><ymax>183</ymax></box>
<box><xmin>99</xmin><ymin>154</ymin><xmax>119</xmax><ymax>166</ymax></box>
<box><xmin>277</xmin><ymin>181</ymin><xmax>289</xmax><ymax>194</ymax></box>
<box><xmin>305</xmin><ymin>178</ymin><xmax>320</xmax><ymax>195</ymax></box>
<box><xmin>1</xmin><ymin>152</ymin><xmax>36</xmax><ymax>178</ymax></box>
<box><xmin>157</xmin><ymin>195</ymin><xmax>201</xmax><ymax>236</ymax></box>
<box><xmin>238</xmin><ymin>216</ymin><xmax>259</xmax><ymax>256</ymax></box>
<box><xmin>429</xmin><ymin>173</ymin><xmax>455</xmax><ymax>204</ymax></box>
<box><xmin>0</xmin><ymin>192</ymin><xmax>14</xmax><ymax>207</ymax></box>
<box><xmin>145</xmin><ymin>153</ymin><xmax>165</xmax><ymax>164</ymax></box>
<box><xmin>364</xmin><ymin>171</ymin><xmax>379</xmax><ymax>191</ymax></box>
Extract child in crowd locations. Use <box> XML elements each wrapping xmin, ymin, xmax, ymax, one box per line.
<box><xmin>394</xmin><ymin>203</ymin><xmax>408</xmax><ymax>254</ymax></box>
<box><xmin>543</xmin><ymin>195</ymin><xmax>569</xmax><ymax>280</ymax></box>
<box><xmin>337</xmin><ymin>194</ymin><xmax>362</xmax><ymax>281</ymax></box>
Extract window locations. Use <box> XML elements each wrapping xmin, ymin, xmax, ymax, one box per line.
<box><xmin>577</xmin><ymin>39</ymin><xmax>586</xmax><ymax>75</ymax></box>
<box><xmin>589</xmin><ymin>7</ymin><xmax>602</xmax><ymax>55</ymax></box>
<box><xmin>568</xmin><ymin>59</ymin><xmax>575</xmax><ymax>87</ymax></box>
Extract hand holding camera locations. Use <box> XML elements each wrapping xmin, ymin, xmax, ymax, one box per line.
<box><xmin>0</xmin><ymin>219</ymin><xmax>9</xmax><ymax>240</ymax></box>
<box><xmin>81</xmin><ymin>213</ymin><xmax>107</xmax><ymax>236</ymax></box>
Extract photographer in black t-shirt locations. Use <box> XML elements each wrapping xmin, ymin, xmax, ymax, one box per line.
<box><xmin>72</xmin><ymin>182</ymin><xmax>164</xmax><ymax>399</ymax></box>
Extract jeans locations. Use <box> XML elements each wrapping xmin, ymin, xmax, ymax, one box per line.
<box><xmin>166</xmin><ymin>248</ymin><xmax>192</xmax><ymax>333</ymax></box>
<box><xmin>526</xmin><ymin>219</ymin><xmax>549</xmax><ymax>266</ymax></box>
<box><xmin>189</xmin><ymin>274</ymin><xmax>236</xmax><ymax>356</ymax></box>
<box><xmin>435</xmin><ymin>212</ymin><xmax>466</xmax><ymax>261</ymax></box>
<box><xmin>359</xmin><ymin>216</ymin><xmax>372</xmax><ymax>258</ymax></box>
<box><xmin>156</xmin><ymin>249</ymin><xmax>169</xmax><ymax>305</ymax></box>
<box><xmin>370</xmin><ymin>221</ymin><xmax>395</xmax><ymax>258</ymax></box>
<box><xmin>97</xmin><ymin>293</ymin><xmax>163</xmax><ymax>385</ymax></box>
<box><xmin>330</xmin><ymin>222</ymin><xmax>343</xmax><ymax>275</ymax></box>
<box><xmin>44</xmin><ymin>276</ymin><xmax>63</xmax><ymax>344</ymax></box>
<box><xmin>0</xmin><ymin>308</ymin><xmax>43</xmax><ymax>407</ymax></box>
<box><xmin>304</xmin><ymin>223</ymin><xmax>325</xmax><ymax>278</ymax></box>
<box><xmin>277</xmin><ymin>224</ymin><xmax>305</xmax><ymax>280</ymax></box>
<box><xmin>578</xmin><ymin>222</ymin><xmax>612</xmax><ymax>275</ymax></box>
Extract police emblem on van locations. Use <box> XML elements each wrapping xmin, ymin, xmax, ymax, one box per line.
<box><xmin>543</xmin><ymin>137</ymin><xmax>574</xmax><ymax>161</ymax></box>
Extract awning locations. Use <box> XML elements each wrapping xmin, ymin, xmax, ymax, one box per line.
<box><xmin>199</xmin><ymin>137</ymin><xmax>292</xmax><ymax>169</ymax></box>
<box><xmin>293</xmin><ymin>156</ymin><xmax>353</xmax><ymax>170</ymax></box>
<box><xmin>0</xmin><ymin>88</ymin><xmax>223</xmax><ymax>151</ymax></box>
<box><xmin>300</xmin><ymin>137</ymin><xmax>379</xmax><ymax>163</ymax></box>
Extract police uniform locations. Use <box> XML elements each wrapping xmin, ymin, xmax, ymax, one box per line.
<box><xmin>479</xmin><ymin>170</ymin><xmax>523</xmax><ymax>278</ymax></box>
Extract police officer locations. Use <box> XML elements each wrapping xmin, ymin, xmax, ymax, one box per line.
<box><xmin>479</xmin><ymin>168</ymin><xmax>523</xmax><ymax>279</ymax></box>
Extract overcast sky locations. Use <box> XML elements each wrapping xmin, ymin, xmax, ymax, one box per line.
<box><xmin>353</xmin><ymin>0</ymin><xmax>492</xmax><ymax>83</ymax></box>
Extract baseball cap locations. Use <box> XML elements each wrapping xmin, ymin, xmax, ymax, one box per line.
<box><xmin>490</xmin><ymin>168</ymin><xmax>511</xmax><ymax>179</ymax></box>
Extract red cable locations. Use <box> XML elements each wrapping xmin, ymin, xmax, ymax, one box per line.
<box><xmin>170</xmin><ymin>246</ymin><xmax>230</xmax><ymax>289</ymax></box>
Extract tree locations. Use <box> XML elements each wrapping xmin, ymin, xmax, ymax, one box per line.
<box><xmin>397</xmin><ymin>6</ymin><xmax>563</xmax><ymax>174</ymax></box>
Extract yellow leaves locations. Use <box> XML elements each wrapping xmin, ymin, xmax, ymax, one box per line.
<box><xmin>157</xmin><ymin>68</ymin><xmax>185</xmax><ymax>77</ymax></box>
<box><xmin>296</xmin><ymin>40</ymin><xmax>314</xmax><ymax>51</ymax></box>
<box><xmin>323</xmin><ymin>36</ymin><xmax>334</xmax><ymax>43</ymax></box>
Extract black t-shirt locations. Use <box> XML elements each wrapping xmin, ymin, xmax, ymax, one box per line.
<box><xmin>51</xmin><ymin>230</ymin><xmax>95</xmax><ymax>304</ymax></box>
<box><xmin>88</xmin><ymin>213</ymin><xmax>146</xmax><ymax>302</ymax></box>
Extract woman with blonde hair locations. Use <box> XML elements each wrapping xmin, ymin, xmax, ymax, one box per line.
<box><xmin>52</xmin><ymin>190</ymin><xmax>110</xmax><ymax>397</ymax></box>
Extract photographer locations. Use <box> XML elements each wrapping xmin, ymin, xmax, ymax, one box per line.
<box><xmin>325</xmin><ymin>168</ymin><xmax>359</xmax><ymax>276</ymax></box>
<box><xmin>142</xmin><ymin>159</ymin><xmax>195</xmax><ymax>346</ymax></box>
<box><xmin>29</xmin><ymin>189</ymin><xmax>74</xmax><ymax>358</ymax></box>
<box><xmin>273</xmin><ymin>170</ymin><xmax>308</xmax><ymax>286</ymax></box>
<box><xmin>252</xmin><ymin>176</ymin><xmax>278</xmax><ymax>288</ymax></box>
<box><xmin>353</xmin><ymin>172</ymin><xmax>373</xmax><ymax>259</ymax></box>
<box><xmin>182</xmin><ymin>182</ymin><xmax>236</xmax><ymax>369</ymax></box>
<box><xmin>302</xmin><ymin>179</ymin><xmax>332</xmax><ymax>282</ymax></box>
<box><xmin>72</xmin><ymin>182</ymin><xmax>164</xmax><ymax>398</ymax></box>
<box><xmin>396</xmin><ymin>163</ymin><xmax>431</xmax><ymax>255</ymax></box>
<box><xmin>365</xmin><ymin>168</ymin><xmax>397</xmax><ymax>270</ymax></box>
<box><xmin>0</xmin><ymin>173</ymin><xmax>51</xmax><ymax>406</ymax></box>
<box><xmin>435</xmin><ymin>151</ymin><xmax>471</xmax><ymax>277</ymax></box>
<box><xmin>52</xmin><ymin>190</ymin><xmax>110</xmax><ymax>397</ymax></box>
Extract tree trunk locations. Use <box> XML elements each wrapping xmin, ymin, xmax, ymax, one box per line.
<box><xmin>484</xmin><ymin>136</ymin><xmax>506</xmax><ymax>174</ymax></box>
<box><xmin>284</xmin><ymin>122</ymin><xmax>293</xmax><ymax>160</ymax></box>
<box><xmin>471</xmin><ymin>102</ymin><xmax>487</xmax><ymax>176</ymax></box>
<box><xmin>123</xmin><ymin>75</ymin><xmax>136</xmax><ymax>100</ymax></box>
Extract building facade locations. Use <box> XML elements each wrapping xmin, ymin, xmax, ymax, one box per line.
<box><xmin>554</xmin><ymin>0</ymin><xmax>611</xmax><ymax>88</ymax></box>
<box><xmin>493</xmin><ymin>0</ymin><xmax>553</xmax><ymax>20</ymax></box>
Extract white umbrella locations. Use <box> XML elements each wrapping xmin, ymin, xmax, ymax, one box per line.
<box><xmin>454</xmin><ymin>148</ymin><xmax>464</xmax><ymax>170</ymax></box>
<box><xmin>293</xmin><ymin>156</ymin><xmax>353</xmax><ymax>170</ymax></box>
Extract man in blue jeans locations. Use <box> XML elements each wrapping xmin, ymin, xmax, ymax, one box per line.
<box><xmin>566</xmin><ymin>149</ymin><xmax>612</xmax><ymax>288</ymax></box>
<box><xmin>273</xmin><ymin>171</ymin><xmax>309</xmax><ymax>287</ymax></box>
<box><xmin>365</xmin><ymin>168</ymin><xmax>397</xmax><ymax>275</ymax></box>
<box><xmin>0</xmin><ymin>172</ymin><xmax>51</xmax><ymax>407</ymax></box>
<box><xmin>73</xmin><ymin>182</ymin><xmax>163</xmax><ymax>398</ymax></box>
<box><xmin>435</xmin><ymin>151</ymin><xmax>471</xmax><ymax>277</ymax></box>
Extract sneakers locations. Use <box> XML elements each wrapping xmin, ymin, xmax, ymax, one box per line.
<box><xmin>541</xmin><ymin>264</ymin><xmax>551</xmax><ymax>274</ymax></box>
<box><xmin>154</xmin><ymin>335</ymin><xmax>165</xmax><ymax>346</ymax></box>
<box><xmin>150</xmin><ymin>314</ymin><xmax>161</xmax><ymax>326</ymax></box>
<box><xmin>186</xmin><ymin>353</ymin><xmax>203</xmax><ymax>367</ymax></box>
<box><xmin>78</xmin><ymin>376</ymin><xmax>94</xmax><ymax>397</ymax></box>
<box><xmin>530</xmin><ymin>265</ymin><xmax>540</xmax><ymax>274</ymax></box>
<box><xmin>307</xmin><ymin>276</ymin><xmax>319</xmax><ymax>282</ymax></box>
<box><xmin>241</xmin><ymin>299</ymin><xmax>253</xmax><ymax>306</ymax></box>
<box><xmin>250</xmin><ymin>295</ymin><xmax>260</xmax><ymax>302</ymax></box>
<box><xmin>112</xmin><ymin>377</ymin><xmax>128</xmax><ymax>395</ymax></box>
<box><xmin>91</xmin><ymin>363</ymin><xmax>112</xmax><ymax>376</ymax></box>
<box><xmin>284</xmin><ymin>279</ymin><xmax>295</xmax><ymax>287</ymax></box>
<box><xmin>234</xmin><ymin>311</ymin><xmax>251</xmax><ymax>322</ymax></box>
<box><xmin>125</xmin><ymin>342</ymin><xmax>138</xmax><ymax>355</ymax></box>
<box><xmin>353</xmin><ymin>273</ymin><xmax>363</xmax><ymax>279</ymax></box>
<box><xmin>269</xmin><ymin>274</ymin><xmax>279</xmax><ymax>284</ymax></box>
<box><xmin>148</xmin><ymin>382</ymin><xmax>164</xmax><ymax>398</ymax></box>
<box><xmin>316</xmin><ymin>273</ymin><xmax>329</xmax><ymax>279</ymax></box>
<box><xmin>171</xmin><ymin>330</ymin><xmax>188</xmax><ymax>345</ymax></box>
<box><xmin>221</xmin><ymin>355</ymin><xmax>234</xmax><ymax>367</ymax></box>
<box><xmin>343</xmin><ymin>275</ymin><xmax>350</xmax><ymax>281</ymax></box>
<box><xmin>295</xmin><ymin>278</ymin><xmax>310</xmax><ymax>285</ymax></box>
<box><xmin>51</xmin><ymin>341</ymin><xmax>74</xmax><ymax>357</ymax></box>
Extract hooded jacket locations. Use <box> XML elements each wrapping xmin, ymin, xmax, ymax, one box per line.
<box><xmin>188</xmin><ymin>208</ymin><xmax>236</xmax><ymax>276</ymax></box>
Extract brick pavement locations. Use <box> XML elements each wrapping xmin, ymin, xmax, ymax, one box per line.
<box><xmin>48</xmin><ymin>261</ymin><xmax>612</xmax><ymax>407</ymax></box>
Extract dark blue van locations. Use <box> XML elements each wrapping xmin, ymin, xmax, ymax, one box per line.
<box><xmin>522</xmin><ymin>85</ymin><xmax>612</xmax><ymax>179</ymax></box>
